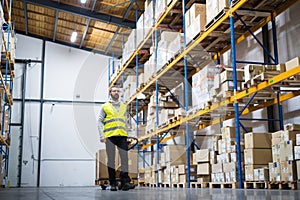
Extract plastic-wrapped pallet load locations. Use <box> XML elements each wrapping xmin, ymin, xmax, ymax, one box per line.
<box><xmin>144</xmin><ymin>1</ymin><xmax>154</xmax><ymax>36</ymax></box>
<box><xmin>136</xmin><ymin>14</ymin><xmax>144</xmax><ymax>47</ymax></box>
<box><xmin>192</xmin><ymin>65</ymin><xmax>219</xmax><ymax>110</ymax></box>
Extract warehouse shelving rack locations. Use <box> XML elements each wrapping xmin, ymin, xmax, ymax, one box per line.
<box><xmin>0</xmin><ymin>0</ymin><xmax>14</xmax><ymax>187</ymax></box>
<box><xmin>109</xmin><ymin>0</ymin><xmax>300</xmax><ymax>188</ymax></box>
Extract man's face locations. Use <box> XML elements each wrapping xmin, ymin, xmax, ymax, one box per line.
<box><xmin>110</xmin><ymin>88</ymin><xmax>120</xmax><ymax>100</ymax></box>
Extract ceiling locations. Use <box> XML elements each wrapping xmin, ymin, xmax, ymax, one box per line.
<box><xmin>11</xmin><ymin>0</ymin><xmax>145</xmax><ymax>57</ymax></box>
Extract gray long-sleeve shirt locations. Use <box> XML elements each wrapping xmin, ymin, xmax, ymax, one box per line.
<box><xmin>98</xmin><ymin>99</ymin><xmax>121</xmax><ymax>138</ymax></box>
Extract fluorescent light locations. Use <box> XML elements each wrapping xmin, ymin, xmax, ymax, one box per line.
<box><xmin>70</xmin><ymin>31</ymin><xmax>77</xmax><ymax>43</ymax></box>
<box><xmin>80</xmin><ymin>0</ymin><xmax>87</xmax><ymax>3</ymax></box>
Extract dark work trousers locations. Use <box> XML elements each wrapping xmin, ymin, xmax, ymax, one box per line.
<box><xmin>105</xmin><ymin>136</ymin><xmax>130</xmax><ymax>186</ymax></box>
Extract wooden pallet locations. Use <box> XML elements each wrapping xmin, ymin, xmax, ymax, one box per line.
<box><xmin>205</xmin><ymin>9</ymin><xmax>227</xmax><ymax>30</ymax></box>
<box><xmin>209</xmin><ymin>182</ymin><xmax>238</xmax><ymax>189</ymax></box>
<box><xmin>250</xmin><ymin>71</ymin><xmax>280</xmax><ymax>86</ymax></box>
<box><xmin>172</xmin><ymin>183</ymin><xmax>188</xmax><ymax>188</ymax></box>
<box><xmin>268</xmin><ymin>181</ymin><xmax>297</xmax><ymax>190</ymax></box>
<box><xmin>150</xmin><ymin>183</ymin><xmax>157</xmax><ymax>188</ymax></box>
<box><xmin>244</xmin><ymin>181</ymin><xmax>268</xmax><ymax>189</ymax></box>
<box><xmin>190</xmin><ymin>182</ymin><xmax>209</xmax><ymax>188</ymax></box>
<box><xmin>161</xmin><ymin>183</ymin><xmax>172</xmax><ymax>188</ymax></box>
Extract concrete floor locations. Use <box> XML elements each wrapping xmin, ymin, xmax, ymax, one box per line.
<box><xmin>0</xmin><ymin>187</ymin><xmax>300</xmax><ymax>200</ymax></box>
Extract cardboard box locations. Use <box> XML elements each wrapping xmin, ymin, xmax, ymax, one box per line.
<box><xmin>244</xmin><ymin>149</ymin><xmax>272</xmax><ymax>165</ymax></box>
<box><xmin>188</xmin><ymin>3</ymin><xmax>206</xmax><ymax>23</ymax></box>
<box><xmin>196</xmin><ymin>149</ymin><xmax>210</xmax><ymax>163</ymax></box>
<box><xmin>178</xmin><ymin>164</ymin><xmax>185</xmax><ymax>174</ymax></box>
<box><xmin>269</xmin><ymin>162</ymin><xmax>281</xmax><ymax>182</ymax></box>
<box><xmin>272</xmin><ymin>138</ymin><xmax>282</xmax><ymax>146</ymax></box>
<box><xmin>280</xmin><ymin>161</ymin><xmax>297</xmax><ymax>182</ymax></box>
<box><xmin>276</xmin><ymin>64</ymin><xmax>286</xmax><ymax>73</ymax></box>
<box><xmin>197</xmin><ymin>176</ymin><xmax>211</xmax><ymax>183</ymax></box>
<box><xmin>272</xmin><ymin>144</ymin><xmax>280</xmax><ymax>163</ymax></box>
<box><xmin>258</xmin><ymin>168</ymin><xmax>269</xmax><ymax>181</ymax></box>
<box><xmin>297</xmin><ymin>134</ymin><xmax>300</xmax><ymax>146</ymax></box>
<box><xmin>297</xmin><ymin>160</ymin><xmax>300</xmax><ymax>180</ymax></box>
<box><xmin>285</xmin><ymin>57</ymin><xmax>300</xmax><ymax>71</ymax></box>
<box><xmin>244</xmin><ymin>132</ymin><xmax>272</xmax><ymax>149</ymax></box>
<box><xmin>197</xmin><ymin>163</ymin><xmax>211</xmax><ymax>175</ymax></box>
<box><xmin>192</xmin><ymin>153</ymin><xmax>197</xmax><ymax>165</ymax></box>
<box><xmin>279</xmin><ymin>140</ymin><xmax>294</xmax><ymax>162</ymax></box>
<box><xmin>212</xmin><ymin>163</ymin><xmax>223</xmax><ymax>174</ymax></box>
<box><xmin>272</xmin><ymin>130</ymin><xmax>283</xmax><ymax>139</ymax></box>
<box><xmin>281</xmin><ymin>130</ymin><xmax>299</xmax><ymax>141</ymax></box>
<box><xmin>294</xmin><ymin>146</ymin><xmax>300</xmax><ymax>160</ymax></box>
<box><xmin>210</xmin><ymin>151</ymin><xmax>217</xmax><ymax>164</ymax></box>
<box><xmin>220</xmin><ymin>69</ymin><xmax>244</xmax><ymax>83</ymax></box>
<box><xmin>223</xmin><ymin>162</ymin><xmax>236</xmax><ymax>173</ymax></box>
<box><xmin>218</xmin><ymin>0</ymin><xmax>230</xmax><ymax>10</ymax></box>
<box><xmin>284</xmin><ymin>123</ymin><xmax>300</xmax><ymax>131</ymax></box>
<box><xmin>245</xmin><ymin>164</ymin><xmax>267</xmax><ymax>181</ymax></box>
<box><xmin>164</xmin><ymin>145</ymin><xmax>186</xmax><ymax>164</ymax></box>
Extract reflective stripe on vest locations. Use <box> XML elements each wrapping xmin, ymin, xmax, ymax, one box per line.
<box><xmin>102</xmin><ymin>102</ymin><xmax>127</xmax><ymax>138</ymax></box>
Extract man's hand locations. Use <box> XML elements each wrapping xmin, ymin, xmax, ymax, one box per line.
<box><xmin>100</xmin><ymin>137</ymin><xmax>106</xmax><ymax>143</ymax></box>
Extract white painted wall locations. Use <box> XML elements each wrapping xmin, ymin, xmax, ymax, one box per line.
<box><xmin>9</xmin><ymin>34</ymin><xmax>109</xmax><ymax>187</ymax></box>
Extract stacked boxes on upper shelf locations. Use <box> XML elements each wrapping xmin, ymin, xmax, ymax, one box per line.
<box><xmin>211</xmin><ymin>68</ymin><xmax>244</xmax><ymax>102</ymax></box>
<box><xmin>192</xmin><ymin>65</ymin><xmax>220</xmax><ymax>110</ymax></box>
<box><xmin>206</xmin><ymin>0</ymin><xmax>230</xmax><ymax>25</ymax></box>
<box><xmin>186</xmin><ymin>3</ymin><xmax>206</xmax><ymax>43</ymax></box>
<box><xmin>244</xmin><ymin>132</ymin><xmax>272</xmax><ymax>182</ymax></box>
<box><xmin>269</xmin><ymin>124</ymin><xmax>300</xmax><ymax>182</ymax></box>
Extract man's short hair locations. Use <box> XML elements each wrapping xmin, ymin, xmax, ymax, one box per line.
<box><xmin>109</xmin><ymin>86</ymin><xmax>120</xmax><ymax>93</ymax></box>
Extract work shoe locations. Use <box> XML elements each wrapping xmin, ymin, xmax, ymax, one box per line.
<box><xmin>122</xmin><ymin>183</ymin><xmax>135</xmax><ymax>191</ymax></box>
<box><xmin>110</xmin><ymin>185</ymin><xmax>117</xmax><ymax>191</ymax></box>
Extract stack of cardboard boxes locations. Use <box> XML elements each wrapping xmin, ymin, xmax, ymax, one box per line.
<box><xmin>186</xmin><ymin>3</ymin><xmax>206</xmax><ymax>43</ymax></box>
<box><xmin>206</xmin><ymin>0</ymin><xmax>230</xmax><ymax>25</ymax></box>
<box><xmin>194</xmin><ymin>149</ymin><xmax>211</xmax><ymax>183</ymax></box>
<box><xmin>210</xmin><ymin>127</ymin><xmax>247</xmax><ymax>183</ymax></box>
<box><xmin>295</xmin><ymin>132</ymin><xmax>300</xmax><ymax>181</ymax></box>
<box><xmin>0</xmin><ymin>155</ymin><xmax>4</xmax><ymax>184</ymax></box>
<box><xmin>244</xmin><ymin>132</ymin><xmax>272</xmax><ymax>182</ymax></box>
<box><xmin>269</xmin><ymin>124</ymin><xmax>300</xmax><ymax>182</ymax></box>
<box><xmin>95</xmin><ymin>149</ymin><xmax>138</xmax><ymax>182</ymax></box>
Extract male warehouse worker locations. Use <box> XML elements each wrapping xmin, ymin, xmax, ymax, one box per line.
<box><xmin>98</xmin><ymin>86</ymin><xmax>135</xmax><ymax>191</ymax></box>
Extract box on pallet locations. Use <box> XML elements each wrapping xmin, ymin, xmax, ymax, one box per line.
<box><xmin>163</xmin><ymin>145</ymin><xmax>186</xmax><ymax>165</ymax></box>
<box><xmin>254</xmin><ymin>168</ymin><xmax>269</xmax><ymax>181</ymax></box>
<box><xmin>155</xmin><ymin>0</ymin><xmax>167</xmax><ymax>21</ymax></box>
<box><xmin>295</xmin><ymin>146</ymin><xmax>300</xmax><ymax>160</ymax></box>
<box><xmin>297</xmin><ymin>160</ymin><xmax>300</xmax><ymax>180</ymax></box>
<box><xmin>279</xmin><ymin>140</ymin><xmax>294</xmax><ymax>162</ymax></box>
<box><xmin>285</xmin><ymin>57</ymin><xmax>300</xmax><ymax>71</ymax></box>
<box><xmin>220</xmin><ymin>68</ymin><xmax>244</xmax><ymax>83</ymax></box>
<box><xmin>196</xmin><ymin>149</ymin><xmax>210</xmax><ymax>163</ymax></box>
<box><xmin>269</xmin><ymin>162</ymin><xmax>281</xmax><ymax>182</ymax></box>
<box><xmin>197</xmin><ymin>163</ymin><xmax>210</xmax><ymax>175</ymax></box>
<box><xmin>210</xmin><ymin>151</ymin><xmax>217</xmax><ymax>164</ymax></box>
<box><xmin>272</xmin><ymin>144</ymin><xmax>280</xmax><ymax>163</ymax></box>
<box><xmin>244</xmin><ymin>149</ymin><xmax>272</xmax><ymax>165</ymax></box>
<box><xmin>186</xmin><ymin>3</ymin><xmax>206</xmax><ymax>43</ymax></box>
<box><xmin>244</xmin><ymin>164</ymin><xmax>268</xmax><ymax>181</ymax></box>
<box><xmin>280</xmin><ymin>160</ymin><xmax>297</xmax><ymax>182</ymax></box>
<box><xmin>284</xmin><ymin>123</ymin><xmax>300</xmax><ymax>131</ymax></box>
<box><xmin>244</xmin><ymin>132</ymin><xmax>272</xmax><ymax>149</ymax></box>
<box><xmin>212</xmin><ymin>163</ymin><xmax>223</xmax><ymax>174</ymax></box>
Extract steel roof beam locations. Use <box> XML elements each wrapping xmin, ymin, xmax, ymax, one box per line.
<box><xmin>23</xmin><ymin>0</ymin><xmax>136</xmax><ymax>29</ymax></box>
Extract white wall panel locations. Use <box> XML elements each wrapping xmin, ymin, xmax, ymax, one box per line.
<box><xmin>21</xmin><ymin>103</ymin><xmax>40</xmax><ymax>187</ymax></box>
<box><xmin>15</xmin><ymin>34</ymin><xmax>43</xmax><ymax>60</ymax></box>
<box><xmin>44</xmin><ymin>42</ymin><xmax>109</xmax><ymax>102</ymax></box>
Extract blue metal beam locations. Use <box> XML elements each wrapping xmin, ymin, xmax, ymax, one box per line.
<box><xmin>79</xmin><ymin>0</ymin><xmax>97</xmax><ymax>48</ymax></box>
<box><xmin>123</xmin><ymin>0</ymin><xmax>135</xmax><ymax>21</ymax></box>
<box><xmin>105</xmin><ymin>26</ymin><xmax>121</xmax><ymax>54</ymax></box>
<box><xmin>24</xmin><ymin>0</ymin><xmax>136</xmax><ymax>29</ymax></box>
<box><xmin>53</xmin><ymin>10</ymin><xmax>59</xmax><ymax>41</ymax></box>
<box><xmin>24</xmin><ymin>0</ymin><xmax>28</xmax><ymax>34</ymax></box>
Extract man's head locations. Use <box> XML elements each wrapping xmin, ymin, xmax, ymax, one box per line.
<box><xmin>109</xmin><ymin>86</ymin><xmax>120</xmax><ymax>101</ymax></box>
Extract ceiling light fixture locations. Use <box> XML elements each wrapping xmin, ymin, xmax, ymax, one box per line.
<box><xmin>70</xmin><ymin>31</ymin><xmax>77</xmax><ymax>43</ymax></box>
<box><xmin>80</xmin><ymin>0</ymin><xmax>87</xmax><ymax>3</ymax></box>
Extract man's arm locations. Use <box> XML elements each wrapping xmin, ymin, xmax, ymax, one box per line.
<box><xmin>98</xmin><ymin>107</ymin><xmax>106</xmax><ymax>142</ymax></box>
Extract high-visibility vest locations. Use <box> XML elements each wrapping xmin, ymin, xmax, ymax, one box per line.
<box><xmin>102</xmin><ymin>102</ymin><xmax>127</xmax><ymax>138</ymax></box>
